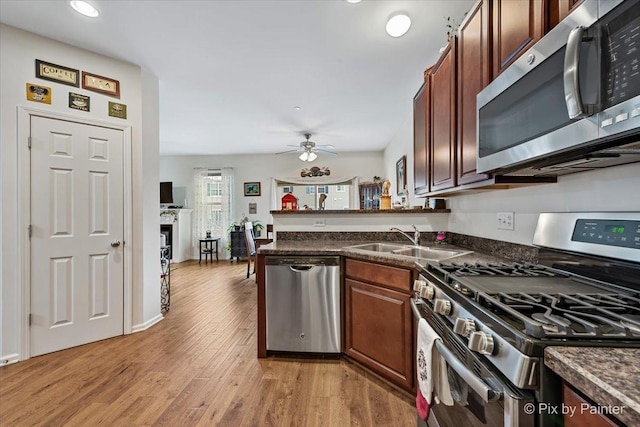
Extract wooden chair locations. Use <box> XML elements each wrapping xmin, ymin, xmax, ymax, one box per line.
<box><xmin>243</xmin><ymin>222</ymin><xmax>256</xmax><ymax>279</ymax></box>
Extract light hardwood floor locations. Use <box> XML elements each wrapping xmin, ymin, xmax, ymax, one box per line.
<box><xmin>0</xmin><ymin>261</ymin><xmax>416</xmax><ymax>426</ymax></box>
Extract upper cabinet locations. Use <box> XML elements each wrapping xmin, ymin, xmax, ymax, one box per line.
<box><xmin>411</xmin><ymin>0</ymin><xmax>557</xmax><ymax>196</ymax></box>
<box><xmin>413</xmin><ymin>77</ymin><xmax>430</xmax><ymax>196</ymax></box>
<box><xmin>457</xmin><ymin>0</ymin><xmax>491</xmax><ymax>185</ymax></box>
<box><xmin>430</xmin><ymin>37</ymin><xmax>457</xmax><ymax>192</ymax></box>
<box><xmin>549</xmin><ymin>0</ymin><xmax>585</xmax><ymax>28</ymax></box>
<box><xmin>492</xmin><ymin>0</ymin><xmax>546</xmax><ymax>78</ymax></box>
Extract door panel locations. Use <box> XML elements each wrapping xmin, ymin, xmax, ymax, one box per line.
<box><xmin>30</xmin><ymin>115</ymin><xmax>124</xmax><ymax>357</ymax></box>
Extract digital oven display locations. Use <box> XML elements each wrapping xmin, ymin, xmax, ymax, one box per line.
<box><xmin>572</xmin><ymin>219</ymin><xmax>640</xmax><ymax>249</ymax></box>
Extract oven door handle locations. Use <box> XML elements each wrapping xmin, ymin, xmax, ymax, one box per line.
<box><xmin>435</xmin><ymin>340</ymin><xmax>502</xmax><ymax>403</ymax></box>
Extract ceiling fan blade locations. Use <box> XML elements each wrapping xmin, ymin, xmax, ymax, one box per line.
<box><xmin>275</xmin><ymin>149</ymin><xmax>300</xmax><ymax>155</ymax></box>
<box><xmin>316</xmin><ymin>144</ymin><xmax>335</xmax><ymax>150</ymax></box>
<box><xmin>316</xmin><ymin>149</ymin><xmax>337</xmax><ymax>156</ymax></box>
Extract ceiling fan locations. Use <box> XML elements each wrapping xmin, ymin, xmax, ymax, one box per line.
<box><xmin>275</xmin><ymin>133</ymin><xmax>337</xmax><ymax>162</ymax></box>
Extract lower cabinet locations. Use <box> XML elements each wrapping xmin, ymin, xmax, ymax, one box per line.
<box><xmin>563</xmin><ymin>383</ymin><xmax>620</xmax><ymax>427</ymax></box>
<box><xmin>344</xmin><ymin>259</ymin><xmax>414</xmax><ymax>392</ymax></box>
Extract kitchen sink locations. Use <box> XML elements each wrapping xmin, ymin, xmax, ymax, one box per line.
<box><xmin>346</xmin><ymin>243</ymin><xmax>472</xmax><ymax>261</ymax></box>
<box><xmin>346</xmin><ymin>243</ymin><xmax>409</xmax><ymax>253</ymax></box>
<box><xmin>391</xmin><ymin>246</ymin><xmax>471</xmax><ymax>260</ymax></box>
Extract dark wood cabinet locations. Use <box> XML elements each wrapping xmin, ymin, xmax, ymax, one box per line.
<box><xmin>344</xmin><ymin>259</ymin><xmax>414</xmax><ymax>392</ymax></box>
<box><xmin>230</xmin><ymin>230</ymin><xmax>247</xmax><ymax>260</ymax></box>
<box><xmin>492</xmin><ymin>0</ymin><xmax>546</xmax><ymax>78</ymax></box>
<box><xmin>430</xmin><ymin>37</ymin><xmax>457</xmax><ymax>192</ymax></box>
<box><xmin>550</xmin><ymin>0</ymin><xmax>584</xmax><ymax>28</ymax></box>
<box><xmin>359</xmin><ymin>183</ymin><xmax>382</xmax><ymax>209</ymax></box>
<box><xmin>563</xmin><ymin>383</ymin><xmax>619</xmax><ymax>427</ymax></box>
<box><xmin>413</xmin><ymin>77</ymin><xmax>431</xmax><ymax>196</ymax></box>
<box><xmin>457</xmin><ymin>0</ymin><xmax>491</xmax><ymax>185</ymax></box>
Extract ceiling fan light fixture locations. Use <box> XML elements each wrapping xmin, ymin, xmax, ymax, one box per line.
<box><xmin>69</xmin><ymin>1</ymin><xmax>99</xmax><ymax>17</ymax></box>
<box><xmin>299</xmin><ymin>152</ymin><xmax>309</xmax><ymax>161</ymax></box>
<box><xmin>307</xmin><ymin>152</ymin><xmax>318</xmax><ymax>162</ymax></box>
<box><xmin>386</xmin><ymin>13</ymin><xmax>411</xmax><ymax>37</ymax></box>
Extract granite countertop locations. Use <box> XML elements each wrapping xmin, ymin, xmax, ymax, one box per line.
<box><xmin>545</xmin><ymin>347</ymin><xmax>640</xmax><ymax>426</ymax></box>
<box><xmin>258</xmin><ymin>239</ymin><xmax>508</xmax><ymax>268</ymax></box>
<box><xmin>270</xmin><ymin>208</ymin><xmax>450</xmax><ymax>214</ymax></box>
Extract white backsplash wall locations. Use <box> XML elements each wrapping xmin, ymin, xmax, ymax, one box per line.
<box><xmin>448</xmin><ymin>162</ymin><xmax>640</xmax><ymax>246</ymax></box>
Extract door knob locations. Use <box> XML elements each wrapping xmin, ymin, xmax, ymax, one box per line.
<box><xmin>111</xmin><ymin>240</ymin><xmax>121</xmax><ymax>247</ymax></box>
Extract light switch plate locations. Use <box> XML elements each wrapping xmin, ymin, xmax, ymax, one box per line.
<box><xmin>313</xmin><ymin>218</ymin><xmax>325</xmax><ymax>227</ymax></box>
<box><xmin>497</xmin><ymin>212</ymin><xmax>515</xmax><ymax>230</ymax></box>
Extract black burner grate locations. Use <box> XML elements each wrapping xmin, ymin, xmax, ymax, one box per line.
<box><xmin>439</xmin><ymin>262</ymin><xmax>563</xmax><ymax>277</ymax></box>
<box><xmin>479</xmin><ymin>291</ymin><xmax>640</xmax><ymax>339</ymax></box>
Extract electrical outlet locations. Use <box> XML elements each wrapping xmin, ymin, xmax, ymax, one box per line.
<box><xmin>313</xmin><ymin>219</ymin><xmax>325</xmax><ymax>227</ymax></box>
<box><xmin>497</xmin><ymin>212</ymin><xmax>515</xmax><ymax>230</ymax></box>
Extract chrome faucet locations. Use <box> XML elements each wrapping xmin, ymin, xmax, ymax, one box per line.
<box><xmin>390</xmin><ymin>225</ymin><xmax>420</xmax><ymax>246</ymax></box>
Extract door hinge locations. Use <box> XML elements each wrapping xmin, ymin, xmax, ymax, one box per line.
<box><xmin>28</xmin><ymin>136</ymin><xmax>32</xmax><ymax>150</ymax></box>
<box><xmin>28</xmin><ymin>225</ymin><xmax>32</xmax><ymax>238</ymax></box>
<box><xmin>28</xmin><ymin>314</ymin><xmax>32</xmax><ymax>327</ymax></box>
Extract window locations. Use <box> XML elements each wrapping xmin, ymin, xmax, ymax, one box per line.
<box><xmin>306</xmin><ymin>186</ymin><xmax>315</xmax><ymax>194</ymax></box>
<box><xmin>207</xmin><ymin>181</ymin><xmax>222</xmax><ymax>196</ymax></box>
<box><xmin>283</xmin><ymin>186</ymin><xmax>293</xmax><ymax>194</ymax></box>
<box><xmin>194</xmin><ymin>169</ymin><xmax>234</xmax><ymax>257</ymax></box>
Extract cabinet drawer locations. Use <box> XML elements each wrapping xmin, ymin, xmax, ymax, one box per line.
<box><xmin>345</xmin><ymin>258</ymin><xmax>412</xmax><ymax>292</ymax></box>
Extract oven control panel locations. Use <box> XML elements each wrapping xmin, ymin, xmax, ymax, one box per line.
<box><xmin>572</xmin><ymin>219</ymin><xmax>640</xmax><ymax>249</ymax></box>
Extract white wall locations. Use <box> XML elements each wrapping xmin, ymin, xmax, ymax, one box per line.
<box><xmin>383</xmin><ymin>104</ymin><xmax>640</xmax><ymax>246</ymax></box>
<box><xmin>159</xmin><ymin>151</ymin><xmax>385</xmax><ymax>249</ymax></box>
<box><xmin>0</xmin><ymin>24</ymin><xmax>161</xmax><ymax>363</ymax></box>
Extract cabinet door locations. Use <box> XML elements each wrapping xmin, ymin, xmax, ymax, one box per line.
<box><xmin>230</xmin><ymin>230</ymin><xmax>247</xmax><ymax>258</ymax></box>
<box><xmin>493</xmin><ymin>0</ymin><xmax>546</xmax><ymax>78</ymax></box>
<box><xmin>414</xmin><ymin>79</ymin><xmax>430</xmax><ymax>195</ymax></box>
<box><xmin>563</xmin><ymin>383</ymin><xmax>619</xmax><ymax>427</ymax></box>
<box><xmin>345</xmin><ymin>278</ymin><xmax>413</xmax><ymax>391</ymax></box>
<box><xmin>430</xmin><ymin>38</ymin><xmax>457</xmax><ymax>192</ymax></box>
<box><xmin>457</xmin><ymin>0</ymin><xmax>491</xmax><ymax>185</ymax></box>
<box><xmin>550</xmin><ymin>0</ymin><xmax>584</xmax><ymax>28</ymax></box>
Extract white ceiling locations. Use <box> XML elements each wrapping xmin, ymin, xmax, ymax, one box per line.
<box><xmin>0</xmin><ymin>0</ymin><xmax>473</xmax><ymax>156</ymax></box>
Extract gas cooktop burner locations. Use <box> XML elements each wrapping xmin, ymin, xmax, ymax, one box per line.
<box><xmin>439</xmin><ymin>262</ymin><xmax>562</xmax><ymax>277</ymax></box>
<box><xmin>479</xmin><ymin>291</ymin><xmax>640</xmax><ymax>339</ymax></box>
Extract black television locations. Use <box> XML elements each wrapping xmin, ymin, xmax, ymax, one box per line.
<box><xmin>160</xmin><ymin>182</ymin><xmax>173</xmax><ymax>204</ymax></box>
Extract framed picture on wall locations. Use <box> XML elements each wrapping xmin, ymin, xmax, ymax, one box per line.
<box><xmin>396</xmin><ymin>155</ymin><xmax>407</xmax><ymax>195</ymax></box>
<box><xmin>244</xmin><ymin>182</ymin><xmax>261</xmax><ymax>196</ymax></box>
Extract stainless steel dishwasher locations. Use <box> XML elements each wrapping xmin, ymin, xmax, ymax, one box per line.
<box><xmin>265</xmin><ymin>256</ymin><xmax>341</xmax><ymax>353</ymax></box>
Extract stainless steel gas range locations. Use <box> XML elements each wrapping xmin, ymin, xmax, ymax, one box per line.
<box><xmin>412</xmin><ymin>212</ymin><xmax>640</xmax><ymax>427</ymax></box>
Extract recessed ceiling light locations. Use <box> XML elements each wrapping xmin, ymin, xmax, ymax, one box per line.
<box><xmin>69</xmin><ymin>1</ymin><xmax>99</xmax><ymax>18</ymax></box>
<box><xmin>293</xmin><ymin>106</ymin><xmax>301</xmax><ymax>111</ymax></box>
<box><xmin>386</xmin><ymin>13</ymin><xmax>411</xmax><ymax>37</ymax></box>
<box><xmin>346</xmin><ymin>0</ymin><xmax>363</xmax><ymax>4</ymax></box>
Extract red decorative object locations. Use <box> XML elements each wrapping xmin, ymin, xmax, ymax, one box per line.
<box><xmin>281</xmin><ymin>192</ymin><xmax>298</xmax><ymax>211</ymax></box>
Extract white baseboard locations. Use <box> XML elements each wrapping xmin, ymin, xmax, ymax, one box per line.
<box><xmin>131</xmin><ymin>313</ymin><xmax>164</xmax><ymax>333</ymax></box>
<box><xmin>0</xmin><ymin>353</ymin><xmax>21</xmax><ymax>367</ymax></box>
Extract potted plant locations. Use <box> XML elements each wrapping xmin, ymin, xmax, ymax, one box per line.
<box><xmin>253</xmin><ymin>220</ymin><xmax>264</xmax><ymax>238</ymax></box>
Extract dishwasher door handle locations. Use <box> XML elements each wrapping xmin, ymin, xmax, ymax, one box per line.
<box><xmin>289</xmin><ymin>265</ymin><xmax>315</xmax><ymax>272</ymax></box>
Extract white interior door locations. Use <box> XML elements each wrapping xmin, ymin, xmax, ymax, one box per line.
<box><xmin>30</xmin><ymin>115</ymin><xmax>124</xmax><ymax>357</ymax></box>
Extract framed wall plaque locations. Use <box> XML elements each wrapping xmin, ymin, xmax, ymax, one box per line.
<box><xmin>26</xmin><ymin>83</ymin><xmax>52</xmax><ymax>104</ymax></box>
<box><xmin>82</xmin><ymin>71</ymin><xmax>120</xmax><ymax>98</ymax></box>
<box><xmin>35</xmin><ymin>59</ymin><xmax>79</xmax><ymax>87</ymax></box>
<box><xmin>69</xmin><ymin>92</ymin><xmax>90</xmax><ymax>112</ymax></box>
<box><xmin>108</xmin><ymin>102</ymin><xmax>127</xmax><ymax>119</ymax></box>
<box><xmin>244</xmin><ymin>182</ymin><xmax>261</xmax><ymax>197</ymax></box>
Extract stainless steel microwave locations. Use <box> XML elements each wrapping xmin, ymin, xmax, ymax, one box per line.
<box><xmin>477</xmin><ymin>0</ymin><xmax>640</xmax><ymax>176</ymax></box>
